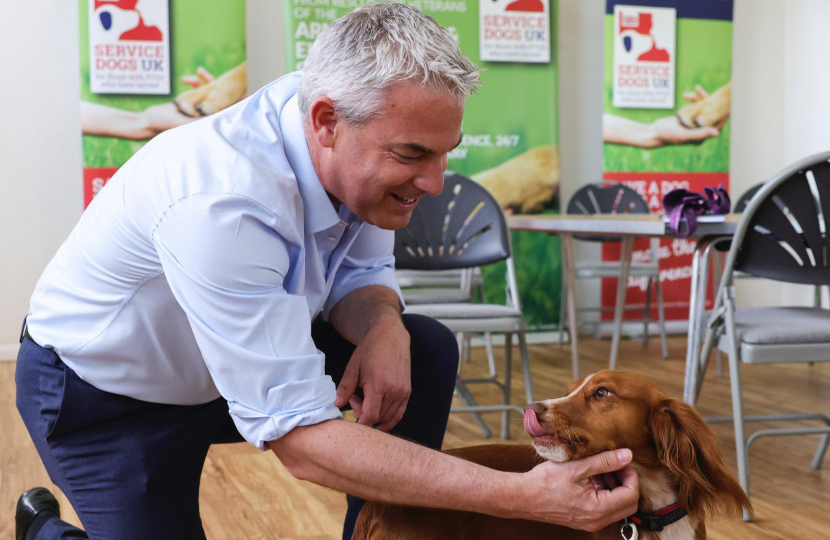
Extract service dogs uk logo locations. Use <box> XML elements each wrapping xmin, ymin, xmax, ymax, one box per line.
<box><xmin>88</xmin><ymin>0</ymin><xmax>171</xmax><ymax>95</ymax></box>
<box><xmin>612</xmin><ymin>5</ymin><xmax>676</xmax><ymax>109</ymax></box>
<box><xmin>479</xmin><ymin>0</ymin><xmax>551</xmax><ymax>63</ymax></box>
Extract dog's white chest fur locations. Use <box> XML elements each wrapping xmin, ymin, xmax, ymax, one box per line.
<box><xmin>636</xmin><ymin>468</ymin><xmax>698</xmax><ymax>540</ymax></box>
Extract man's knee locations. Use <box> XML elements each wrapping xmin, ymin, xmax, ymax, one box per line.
<box><xmin>401</xmin><ymin>314</ymin><xmax>459</xmax><ymax>384</ymax></box>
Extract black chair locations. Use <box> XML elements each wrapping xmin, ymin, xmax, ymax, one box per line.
<box><xmin>698</xmin><ymin>151</ymin><xmax>830</xmax><ymax>517</ymax></box>
<box><xmin>396</xmin><ymin>172</ymin><xmax>532</xmax><ymax>439</ymax></box>
<box><xmin>558</xmin><ymin>182</ymin><xmax>668</xmax><ymax>362</ymax></box>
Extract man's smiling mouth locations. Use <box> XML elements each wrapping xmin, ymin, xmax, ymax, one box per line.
<box><xmin>391</xmin><ymin>194</ymin><xmax>417</xmax><ymax>206</ymax></box>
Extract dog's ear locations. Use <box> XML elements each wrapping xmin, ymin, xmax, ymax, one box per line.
<box><xmin>649</xmin><ymin>398</ymin><xmax>751</xmax><ymax>519</ymax></box>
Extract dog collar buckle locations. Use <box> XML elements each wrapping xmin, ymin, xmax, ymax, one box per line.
<box><xmin>621</xmin><ymin>518</ymin><xmax>639</xmax><ymax>540</ymax></box>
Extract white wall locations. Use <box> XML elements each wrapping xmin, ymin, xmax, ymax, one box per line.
<box><xmin>0</xmin><ymin>1</ymin><xmax>286</xmax><ymax>358</ymax></box>
<box><xmin>1</xmin><ymin>0</ymin><xmax>827</xmax><ymax>358</ymax></box>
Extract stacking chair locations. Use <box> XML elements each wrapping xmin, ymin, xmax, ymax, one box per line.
<box><xmin>558</xmin><ymin>182</ymin><xmax>669</xmax><ymax>361</ymax></box>
<box><xmin>396</xmin><ymin>172</ymin><xmax>532</xmax><ymax>439</ymax></box>
<box><xmin>396</xmin><ymin>267</ymin><xmax>497</xmax><ymax>376</ymax></box>
<box><xmin>395</xmin><ymin>268</ymin><xmax>484</xmax><ymax>305</ymax></box>
<box><xmin>702</xmin><ymin>182</ymin><xmax>825</xmax><ymax>379</ymax></box>
<box><xmin>697</xmin><ymin>151</ymin><xmax>830</xmax><ymax>515</ymax></box>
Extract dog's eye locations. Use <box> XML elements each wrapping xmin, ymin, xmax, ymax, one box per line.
<box><xmin>593</xmin><ymin>387</ymin><xmax>610</xmax><ymax>399</ymax></box>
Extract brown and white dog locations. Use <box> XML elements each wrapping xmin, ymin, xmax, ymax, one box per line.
<box><xmin>353</xmin><ymin>370</ymin><xmax>750</xmax><ymax>540</ymax></box>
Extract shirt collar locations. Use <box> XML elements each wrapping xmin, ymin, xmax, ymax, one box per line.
<box><xmin>280</xmin><ymin>93</ymin><xmax>342</xmax><ymax>234</ymax></box>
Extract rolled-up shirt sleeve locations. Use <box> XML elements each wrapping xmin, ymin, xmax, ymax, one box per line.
<box><xmin>153</xmin><ymin>193</ymin><xmax>342</xmax><ymax>450</ymax></box>
<box><xmin>323</xmin><ymin>223</ymin><xmax>405</xmax><ymax>319</ymax></box>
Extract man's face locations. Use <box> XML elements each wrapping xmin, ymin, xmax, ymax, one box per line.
<box><xmin>320</xmin><ymin>82</ymin><xmax>464</xmax><ymax>230</ymax></box>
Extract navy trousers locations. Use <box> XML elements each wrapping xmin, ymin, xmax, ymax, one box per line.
<box><xmin>16</xmin><ymin>314</ymin><xmax>459</xmax><ymax>540</ymax></box>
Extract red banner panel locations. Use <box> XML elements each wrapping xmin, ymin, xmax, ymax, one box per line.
<box><xmin>83</xmin><ymin>168</ymin><xmax>118</xmax><ymax>208</ymax></box>
<box><xmin>601</xmin><ymin>172</ymin><xmax>728</xmax><ymax>321</ymax></box>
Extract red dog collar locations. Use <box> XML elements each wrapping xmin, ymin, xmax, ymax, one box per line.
<box><xmin>628</xmin><ymin>502</ymin><xmax>688</xmax><ymax>532</ymax></box>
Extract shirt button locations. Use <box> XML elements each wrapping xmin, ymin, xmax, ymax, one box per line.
<box><xmin>328</xmin><ymin>235</ymin><xmax>337</xmax><ymax>241</ymax></box>
<box><xmin>337</xmin><ymin>222</ymin><xmax>346</xmax><ymax>227</ymax></box>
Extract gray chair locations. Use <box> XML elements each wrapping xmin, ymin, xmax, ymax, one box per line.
<box><xmin>559</xmin><ymin>182</ymin><xmax>669</xmax><ymax>361</ymax></box>
<box><xmin>396</xmin><ymin>268</ymin><xmax>484</xmax><ymax>305</ymax></box>
<box><xmin>396</xmin><ymin>172</ymin><xmax>532</xmax><ymax>439</ymax></box>
<box><xmin>697</xmin><ymin>152</ymin><xmax>830</xmax><ymax>517</ymax></box>
<box><xmin>396</xmin><ymin>267</ymin><xmax>496</xmax><ymax>378</ymax></box>
<box><xmin>701</xmin><ymin>182</ymin><xmax>826</xmax><ymax>378</ymax></box>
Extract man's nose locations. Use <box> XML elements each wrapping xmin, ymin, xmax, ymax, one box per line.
<box><xmin>414</xmin><ymin>157</ymin><xmax>446</xmax><ymax>196</ymax></box>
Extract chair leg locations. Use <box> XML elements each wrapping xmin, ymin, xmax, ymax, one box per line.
<box><xmin>559</xmin><ymin>271</ymin><xmax>568</xmax><ymax>348</ymax></box>
<box><xmin>655</xmin><ymin>278</ymin><xmax>668</xmax><ymax>359</ymax></box>
<box><xmin>813</xmin><ymin>415</ymin><xmax>830</xmax><ymax>469</ymax></box>
<box><xmin>457</xmin><ymin>332</ymin><xmax>470</xmax><ymax>364</ymax></box>
<box><xmin>642</xmin><ymin>277</ymin><xmax>653</xmax><ymax>349</ymax></box>
<box><xmin>455</xmin><ymin>379</ymin><xmax>492</xmax><ymax>439</ymax></box>
<box><xmin>713</xmin><ymin>253</ymin><xmax>724</xmax><ymax>377</ymax></box>
<box><xmin>484</xmin><ymin>332</ymin><xmax>497</xmax><ymax>378</ymax></box>
<box><xmin>610</xmin><ymin>237</ymin><xmax>634</xmax><ymax>371</ymax></box>
<box><xmin>518</xmin><ymin>331</ymin><xmax>534</xmax><ymax>404</ymax></box>
<box><xmin>502</xmin><ymin>333</ymin><xmax>514</xmax><ymax>440</ymax></box>
<box><xmin>724</xmin><ymin>305</ymin><xmax>752</xmax><ymax>521</ymax></box>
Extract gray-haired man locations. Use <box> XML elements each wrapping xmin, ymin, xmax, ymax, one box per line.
<box><xmin>15</xmin><ymin>4</ymin><xmax>637</xmax><ymax>539</ymax></box>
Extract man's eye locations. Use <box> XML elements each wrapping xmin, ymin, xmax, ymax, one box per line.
<box><xmin>393</xmin><ymin>151</ymin><xmax>422</xmax><ymax>161</ymax></box>
<box><xmin>593</xmin><ymin>387</ymin><xmax>610</xmax><ymax>399</ymax></box>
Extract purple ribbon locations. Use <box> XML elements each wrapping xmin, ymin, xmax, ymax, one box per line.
<box><xmin>662</xmin><ymin>184</ymin><xmax>730</xmax><ymax>238</ymax></box>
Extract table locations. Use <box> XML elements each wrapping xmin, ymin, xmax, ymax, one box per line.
<box><xmin>508</xmin><ymin>214</ymin><xmax>740</xmax><ymax>404</ymax></box>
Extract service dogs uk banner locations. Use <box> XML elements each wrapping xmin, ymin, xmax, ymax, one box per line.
<box><xmin>284</xmin><ymin>1</ymin><xmax>562</xmax><ymax>329</ymax></box>
<box><xmin>602</xmin><ymin>0</ymin><xmax>733</xmax><ymax>321</ymax></box>
<box><xmin>80</xmin><ymin>0</ymin><xmax>246</xmax><ymax>207</ymax></box>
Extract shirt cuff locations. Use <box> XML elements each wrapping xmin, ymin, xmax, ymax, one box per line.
<box><xmin>322</xmin><ymin>266</ymin><xmax>405</xmax><ymax>320</ymax></box>
<box><xmin>227</xmin><ymin>375</ymin><xmax>343</xmax><ymax>451</ymax></box>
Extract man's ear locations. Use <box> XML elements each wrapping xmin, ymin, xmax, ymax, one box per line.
<box><xmin>649</xmin><ymin>398</ymin><xmax>750</xmax><ymax>519</ymax></box>
<box><xmin>308</xmin><ymin>96</ymin><xmax>339</xmax><ymax>149</ymax></box>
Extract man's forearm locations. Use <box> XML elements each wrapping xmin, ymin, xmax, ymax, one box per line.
<box><xmin>328</xmin><ymin>285</ymin><xmax>404</xmax><ymax>345</ymax></box>
<box><xmin>269</xmin><ymin>419</ymin><xmax>517</xmax><ymax>517</ymax></box>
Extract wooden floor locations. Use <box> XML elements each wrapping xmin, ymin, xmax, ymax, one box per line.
<box><xmin>2</xmin><ymin>336</ymin><xmax>829</xmax><ymax>539</ymax></box>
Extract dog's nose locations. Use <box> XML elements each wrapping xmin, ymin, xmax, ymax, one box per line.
<box><xmin>524</xmin><ymin>401</ymin><xmax>545</xmax><ymax>414</ymax></box>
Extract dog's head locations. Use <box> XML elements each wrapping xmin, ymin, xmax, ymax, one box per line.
<box><xmin>524</xmin><ymin>370</ymin><xmax>750</xmax><ymax>519</ymax></box>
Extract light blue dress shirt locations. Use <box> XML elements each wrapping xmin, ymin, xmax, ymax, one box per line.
<box><xmin>26</xmin><ymin>72</ymin><xmax>404</xmax><ymax>450</ymax></box>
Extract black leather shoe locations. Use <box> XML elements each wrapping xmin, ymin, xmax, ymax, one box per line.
<box><xmin>15</xmin><ymin>487</ymin><xmax>60</xmax><ymax>540</ymax></box>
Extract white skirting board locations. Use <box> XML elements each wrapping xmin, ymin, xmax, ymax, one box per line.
<box><xmin>465</xmin><ymin>320</ymin><xmax>690</xmax><ymax>347</ymax></box>
<box><xmin>0</xmin><ymin>344</ymin><xmax>20</xmax><ymax>362</ymax></box>
<box><xmin>0</xmin><ymin>320</ymin><xmax>690</xmax><ymax>361</ymax></box>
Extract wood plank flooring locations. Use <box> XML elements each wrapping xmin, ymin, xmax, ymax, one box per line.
<box><xmin>2</xmin><ymin>336</ymin><xmax>828</xmax><ymax>539</ymax></box>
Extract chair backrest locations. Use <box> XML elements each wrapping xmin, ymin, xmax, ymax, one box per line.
<box><xmin>394</xmin><ymin>172</ymin><xmax>511</xmax><ymax>271</ymax></box>
<box><xmin>734</xmin><ymin>183</ymin><xmax>765</xmax><ymax>213</ymax></box>
<box><xmin>725</xmin><ymin>151</ymin><xmax>830</xmax><ymax>285</ymax></box>
<box><xmin>566</xmin><ymin>182</ymin><xmax>650</xmax><ymax>242</ymax></box>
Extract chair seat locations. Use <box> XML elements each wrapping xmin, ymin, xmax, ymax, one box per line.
<box><xmin>406</xmin><ymin>303</ymin><xmax>520</xmax><ymax>319</ymax></box>
<box><xmin>406</xmin><ymin>303</ymin><xmax>524</xmax><ymax>333</ymax></box>
<box><xmin>574</xmin><ymin>261</ymin><xmax>659</xmax><ymax>278</ymax></box>
<box><xmin>396</xmin><ymin>269</ymin><xmax>484</xmax><ymax>288</ymax></box>
<box><xmin>403</xmin><ymin>288</ymin><xmax>472</xmax><ymax>304</ymax></box>
<box><xmin>717</xmin><ymin>306</ymin><xmax>830</xmax><ymax>364</ymax></box>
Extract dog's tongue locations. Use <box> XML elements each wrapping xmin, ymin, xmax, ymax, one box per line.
<box><xmin>523</xmin><ymin>409</ymin><xmax>546</xmax><ymax>437</ymax></box>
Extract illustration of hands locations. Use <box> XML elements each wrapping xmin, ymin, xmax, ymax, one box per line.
<box><xmin>174</xmin><ymin>62</ymin><xmax>247</xmax><ymax>117</ymax></box>
<box><xmin>677</xmin><ymin>81</ymin><xmax>731</xmax><ymax>129</ymax></box>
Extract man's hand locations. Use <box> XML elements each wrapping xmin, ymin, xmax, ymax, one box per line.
<box><xmin>511</xmin><ymin>449</ymin><xmax>639</xmax><ymax>532</ymax></box>
<box><xmin>334</xmin><ymin>319</ymin><xmax>412</xmax><ymax>432</ymax></box>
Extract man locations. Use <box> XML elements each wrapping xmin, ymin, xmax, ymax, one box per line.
<box><xmin>15</xmin><ymin>4</ymin><xmax>638</xmax><ymax>539</ymax></box>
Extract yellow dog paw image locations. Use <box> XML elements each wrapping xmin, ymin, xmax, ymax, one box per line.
<box><xmin>472</xmin><ymin>145</ymin><xmax>560</xmax><ymax>215</ymax></box>
<box><xmin>677</xmin><ymin>81</ymin><xmax>731</xmax><ymax>129</ymax></box>
<box><xmin>174</xmin><ymin>62</ymin><xmax>247</xmax><ymax>117</ymax></box>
